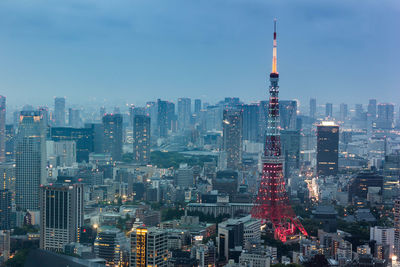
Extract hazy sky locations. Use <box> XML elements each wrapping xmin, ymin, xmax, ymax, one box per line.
<box><xmin>0</xmin><ymin>0</ymin><xmax>399</xmax><ymax>109</ymax></box>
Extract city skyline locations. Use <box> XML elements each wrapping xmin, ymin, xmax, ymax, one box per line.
<box><xmin>0</xmin><ymin>0</ymin><xmax>399</xmax><ymax>107</ymax></box>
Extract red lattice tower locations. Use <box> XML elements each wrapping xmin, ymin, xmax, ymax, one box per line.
<box><xmin>251</xmin><ymin>19</ymin><xmax>308</xmax><ymax>243</ymax></box>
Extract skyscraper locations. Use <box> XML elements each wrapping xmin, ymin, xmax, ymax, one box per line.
<box><xmin>325</xmin><ymin>103</ymin><xmax>333</xmax><ymax>118</ymax></box>
<box><xmin>157</xmin><ymin>99</ymin><xmax>168</xmax><ymax>138</ymax></box>
<box><xmin>242</xmin><ymin>103</ymin><xmax>261</xmax><ymax>142</ymax></box>
<box><xmin>68</xmin><ymin>108</ymin><xmax>81</xmax><ymax>128</ymax></box>
<box><xmin>339</xmin><ymin>103</ymin><xmax>348</xmax><ymax>121</ymax></box>
<box><xmin>222</xmin><ymin>109</ymin><xmax>243</xmax><ymax>170</ymax></box>
<box><xmin>279</xmin><ymin>100</ymin><xmax>297</xmax><ymax>130</ymax></box>
<box><xmin>0</xmin><ymin>190</ymin><xmax>11</xmax><ymax>230</ymax></box>
<box><xmin>102</xmin><ymin>114</ymin><xmax>123</xmax><ymax>161</ymax></box>
<box><xmin>94</xmin><ymin>228</ymin><xmax>128</xmax><ymax>266</ymax></box>
<box><xmin>178</xmin><ymin>98</ymin><xmax>191</xmax><ymax>131</ymax></box>
<box><xmin>309</xmin><ymin>98</ymin><xmax>316</xmax><ymax>119</ymax></box>
<box><xmin>130</xmin><ymin>226</ymin><xmax>168</xmax><ymax>267</ymax></box>
<box><xmin>16</xmin><ymin>111</ymin><xmax>46</xmax><ymax>211</ymax></box>
<box><xmin>194</xmin><ymin>99</ymin><xmax>202</xmax><ymax>114</ymax></box>
<box><xmin>376</xmin><ymin>103</ymin><xmax>394</xmax><ymax>129</ymax></box>
<box><xmin>317</xmin><ymin>122</ymin><xmax>339</xmax><ymax>177</ymax></box>
<box><xmin>54</xmin><ymin>97</ymin><xmax>66</xmax><ymax>126</ymax></box>
<box><xmin>133</xmin><ymin>115</ymin><xmax>151</xmax><ymax>164</ymax></box>
<box><xmin>367</xmin><ymin>99</ymin><xmax>377</xmax><ymax>119</ymax></box>
<box><xmin>0</xmin><ymin>96</ymin><xmax>5</xmax><ymax>163</ymax></box>
<box><xmin>39</xmin><ymin>183</ymin><xmax>83</xmax><ymax>252</ymax></box>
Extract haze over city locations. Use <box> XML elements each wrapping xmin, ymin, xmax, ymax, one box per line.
<box><xmin>0</xmin><ymin>0</ymin><xmax>399</xmax><ymax>107</ymax></box>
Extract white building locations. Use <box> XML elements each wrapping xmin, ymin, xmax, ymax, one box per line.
<box><xmin>239</xmin><ymin>252</ymin><xmax>270</xmax><ymax>267</ymax></box>
<box><xmin>370</xmin><ymin>226</ymin><xmax>395</xmax><ymax>254</ymax></box>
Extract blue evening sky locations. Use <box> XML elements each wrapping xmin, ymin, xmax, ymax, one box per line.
<box><xmin>0</xmin><ymin>0</ymin><xmax>399</xmax><ymax>109</ymax></box>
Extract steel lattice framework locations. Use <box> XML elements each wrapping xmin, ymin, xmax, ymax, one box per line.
<box><xmin>251</xmin><ymin>20</ymin><xmax>308</xmax><ymax>243</ymax></box>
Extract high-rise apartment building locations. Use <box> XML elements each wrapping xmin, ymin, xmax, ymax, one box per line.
<box><xmin>222</xmin><ymin>109</ymin><xmax>243</xmax><ymax>170</ymax></box>
<box><xmin>317</xmin><ymin>122</ymin><xmax>339</xmax><ymax>177</ymax></box>
<box><xmin>39</xmin><ymin>183</ymin><xmax>83</xmax><ymax>252</ymax></box>
<box><xmin>280</xmin><ymin>100</ymin><xmax>297</xmax><ymax>130</ymax></box>
<box><xmin>54</xmin><ymin>97</ymin><xmax>66</xmax><ymax>126</ymax></box>
<box><xmin>5</xmin><ymin>125</ymin><xmax>15</xmax><ymax>162</ymax></box>
<box><xmin>130</xmin><ymin>226</ymin><xmax>168</xmax><ymax>267</ymax></box>
<box><xmin>133</xmin><ymin>115</ymin><xmax>151</xmax><ymax>164</ymax></box>
<box><xmin>102</xmin><ymin>114</ymin><xmax>123</xmax><ymax>161</ymax></box>
<box><xmin>0</xmin><ymin>96</ymin><xmax>5</xmax><ymax>163</ymax></box>
<box><xmin>309</xmin><ymin>98</ymin><xmax>316</xmax><ymax>119</ymax></box>
<box><xmin>325</xmin><ymin>103</ymin><xmax>333</xmax><ymax>118</ymax></box>
<box><xmin>178</xmin><ymin>98</ymin><xmax>191</xmax><ymax>131</ymax></box>
<box><xmin>16</xmin><ymin>111</ymin><xmax>46</xmax><ymax>210</ymax></box>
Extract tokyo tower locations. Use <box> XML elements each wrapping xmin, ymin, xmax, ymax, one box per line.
<box><xmin>251</xmin><ymin>19</ymin><xmax>308</xmax><ymax>242</ymax></box>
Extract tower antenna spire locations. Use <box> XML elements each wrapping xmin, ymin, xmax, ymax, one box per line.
<box><xmin>271</xmin><ymin>18</ymin><xmax>278</xmax><ymax>74</ymax></box>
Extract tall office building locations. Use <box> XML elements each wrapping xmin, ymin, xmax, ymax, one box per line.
<box><xmin>54</xmin><ymin>97</ymin><xmax>66</xmax><ymax>126</ymax></box>
<box><xmin>222</xmin><ymin>109</ymin><xmax>243</xmax><ymax>170</ymax></box>
<box><xmin>0</xmin><ymin>96</ymin><xmax>5</xmax><ymax>163</ymax></box>
<box><xmin>194</xmin><ymin>99</ymin><xmax>202</xmax><ymax>114</ymax></box>
<box><xmin>376</xmin><ymin>103</ymin><xmax>394</xmax><ymax>129</ymax></box>
<box><xmin>339</xmin><ymin>103</ymin><xmax>348</xmax><ymax>121</ymax></box>
<box><xmin>0</xmin><ymin>190</ymin><xmax>11</xmax><ymax>230</ymax></box>
<box><xmin>325</xmin><ymin>103</ymin><xmax>333</xmax><ymax>118</ymax></box>
<box><xmin>368</xmin><ymin>99</ymin><xmax>377</xmax><ymax>119</ymax></box>
<box><xmin>242</xmin><ymin>103</ymin><xmax>261</xmax><ymax>142</ymax></box>
<box><xmin>39</xmin><ymin>184</ymin><xmax>83</xmax><ymax>252</ymax></box>
<box><xmin>178</xmin><ymin>98</ymin><xmax>191</xmax><ymax>131</ymax></box>
<box><xmin>309</xmin><ymin>98</ymin><xmax>316</xmax><ymax>119</ymax></box>
<box><xmin>133</xmin><ymin>115</ymin><xmax>151</xmax><ymax>164</ymax></box>
<box><xmin>130</xmin><ymin>226</ymin><xmax>168</xmax><ymax>267</ymax></box>
<box><xmin>16</xmin><ymin>111</ymin><xmax>46</xmax><ymax>211</ymax></box>
<box><xmin>280</xmin><ymin>100</ymin><xmax>297</xmax><ymax>130</ymax></box>
<box><xmin>157</xmin><ymin>99</ymin><xmax>168</xmax><ymax>138</ymax></box>
<box><xmin>317</xmin><ymin>122</ymin><xmax>339</xmax><ymax>177</ymax></box>
<box><xmin>95</xmin><ymin>228</ymin><xmax>128</xmax><ymax>266</ymax></box>
<box><xmin>102</xmin><ymin>114</ymin><xmax>123</xmax><ymax>161</ymax></box>
<box><xmin>68</xmin><ymin>108</ymin><xmax>81</xmax><ymax>128</ymax></box>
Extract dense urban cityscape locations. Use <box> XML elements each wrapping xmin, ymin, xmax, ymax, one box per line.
<box><xmin>0</xmin><ymin>2</ymin><xmax>399</xmax><ymax>267</ymax></box>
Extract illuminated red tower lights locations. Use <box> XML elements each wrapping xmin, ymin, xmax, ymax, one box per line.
<box><xmin>251</xmin><ymin>19</ymin><xmax>308</xmax><ymax>242</ymax></box>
